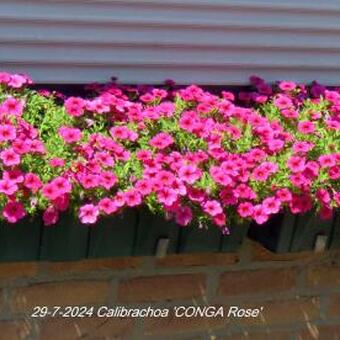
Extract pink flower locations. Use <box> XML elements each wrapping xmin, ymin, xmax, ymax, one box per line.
<box><xmin>94</xmin><ymin>152</ymin><xmax>114</xmax><ymax>167</ymax></box>
<box><xmin>42</xmin><ymin>183</ymin><xmax>60</xmax><ymax>201</ymax></box>
<box><xmin>252</xmin><ymin>166</ymin><xmax>269</xmax><ymax>181</ymax></box>
<box><xmin>252</xmin><ymin>205</ymin><xmax>269</xmax><ymax>224</ymax></box>
<box><xmin>262</xmin><ymin>197</ymin><xmax>281</xmax><ymax>214</ymax></box>
<box><xmin>157</xmin><ymin>188</ymin><xmax>178</xmax><ymax>206</ymax></box>
<box><xmin>298</xmin><ymin>121</ymin><xmax>315</xmax><ymax>134</ymax></box>
<box><xmin>98</xmin><ymin>198</ymin><xmax>118</xmax><ymax>214</ymax></box>
<box><xmin>65</xmin><ymin>97</ymin><xmax>85</xmax><ymax>117</ymax></box>
<box><xmin>3</xmin><ymin>170</ymin><xmax>24</xmax><ymax>184</ymax></box>
<box><xmin>316</xmin><ymin>189</ymin><xmax>331</xmax><ymax>204</ymax></box>
<box><xmin>149</xmin><ymin>132</ymin><xmax>174</xmax><ymax>149</ymax></box>
<box><xmin>0</xmin><ymin>97</ymin><xmax>24</xmax><ymax>116</ymax></box>
<box><xmin>213</xmin><ymin>212</ymin><xmax>227</xmax><ymax>227</ymax></box>
<box><xmin>237</xmin><ymin>202</ymin><xmax>254</xmax><ymax>218</ymax></box>
<box><xmin>79</xmin><ymin>204</ymin><xmax>99</xmax><ymax>224</ymax></box>
<box><xmin>319</xmin><ymin>205</ymin><xmax>333</xmax><ymax>220</ymax></box>
<box><xmin>210</xmin><ymin>166</ymin><xmax>232</xmax><ymax>186</ymax></box>
<box><xmin>3</xmin><ymin>201</ymin><xmax>26</xmax><ymax>223</ymax></box>
<box><xmin>49</xmin><ymin>158</ymin><xmax>65</xmax><ymax>168</ymax></box>
<box><xmin>203</xmin><ymin>200</ymin><xmax>223</xmax><ymax>217</ymax></box>
<box><xmin>24</xmin><ymin>173</ymin><xmax>42</xmax><ymax>193</ymax></box>
<box><xmin>43</xmin><ymin>207</ymin><xmax>59</xmax><ymax>226</ymax></box>
<box><xmin>278</xmin><ymin>81</ymin><xmax>296</xmax><ymax>91</ymax></box>
<box><xmin>124</xmin><ymin>189</ymin><xmax>142</xmax><ymax>207</ymax></box>
<box><xmin>0</xmin><ymin>148</ymin><xmax>20</xmax><ymax>166</ymax></box>
<box><xmin>53</xmin><ymin>194</ymin><xmax>70</xmax><ymax>211</ymax></box>
<box><xmin>276</xmin><ymin>188</ymin><xmax>292</xmax><ymax>202</ymax></box>
<box><xmin>135</xmin><ymin>179</ymin><xmax>153</xmax><ymax>196</ymax></box>
<box><xmin>58</xmin><ymin>126</ymin><xmax>82</xmax><ymax>143</ymax></box>
<box><xmin>0</xmin><ymin>124</ymin><xmax>16</xmax><ymax>142</ymax></box>
<box><xmin>175</xmin><ymin>206</ymin><xmax>193</xmax><ymax>226</ymax></box>
<box><xmin>51</xmin><ymin>177</ymin><xmax>72</xmax><ymax>194</ymax></box>
<box><xmin>293</xmin><ymin>141</ymin><xmax>314</xmax><ymax>154</ymax></box>
<box><xmin>100</xmin><ymin>171</ymin><xmax>117</xmax><ymax>190</ymax></box>
<box><xmin>287</xmin><ymin>156</ymin><xmax>306</xmax><ymax>173</ymax></box>
<box><xmin>0</xmin><ymin>179</ymin><xmax>18</xmax><ymax>195</ymax></box>
<box><xmin>109</xmin><ymin>126</ymin><xmax>129</xmax><ymax>140</ymax></box>
<box><xmin>318</xmin><ymin>154</ymin><xmax>336</xmax><ymax>168</ymax></box>
<box><xmin>274</xmin><ymin>94</ymin><xmax>293</xmax><ymax>109</ymax></box>
<box><xmin>178</xmin><ymin>164</ymin><xmax>202</xmax><ymax>184</ymax></box>
<box><xmin>8</xmin><ymin>74</ymin><xmax>27</xmax><ymax>88</ymax></box>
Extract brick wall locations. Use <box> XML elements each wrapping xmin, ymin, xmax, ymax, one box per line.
<box><xmin>0</xmin><ymin>240</ymin><xmax>339</xmax><ymax>340</ymax></box>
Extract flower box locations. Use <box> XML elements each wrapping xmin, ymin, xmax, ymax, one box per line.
<box><xmin>248</xmin><ymin>211</ymin><xmax>340</xmax><ymax>253</ymax></box>
<box><xmin>0</xmin><ymin>208</ymin><xmax>249</xmax><ymax>262</ymax></box>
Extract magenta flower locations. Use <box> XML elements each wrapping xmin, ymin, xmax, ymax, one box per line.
<box><xmin>203</xmin><ymin>200</ymin><xmax>223</xmax><ymax>217</ymax></box>
<box><xmin>0</xmin><ymin>148</ymin><xmax>20</xmax><ymax>166</ymax></box>
<box><xmin>43</xmin><ymin>207</ymin><xmax>59</xmax><ymax>226</ymax></box>
<box><xmin>8</xmin><ymin>74</ymin><xmax>28</xmax><ymax>88</ymax></box>
<box><xmin>278</xmin><ymin>81</ymin><xmax>296</xmax><ymax>91</ymax></box>
<box><xmin>64</xmin><ymin>97</ymin><xmax>85</xmax><ymax>117</ymax></box>
<box><xmin>42</xmin><ymin>183</ymin><xmax>60</xmax><ymax>201</ymax></box>
<box><xmin>252</xmin><ymin>205</ymin><xmax>269</xmax><ymax>225</ymax></box>
<box><xmin>149</xmin><ymin>132</ymin><xmax>174</xmax><ymax>149</ymax></box>
<box><xmin>0</xmin><ymin>179</ymin><xmax>18</xmax><ymax>195</ymax></box>
<box><xmin>262</xmin><ymin>197</ymin><xmax>281</xmax><ymax>214</ymax></box>
<box><xmin>98</xmin><ymin>198</ymin><xmax>118</xmax><ymax>214</ymax></box>
<box><xmin>24</xmin><ymin>173</ymin><xmax>42</xmax><ymax>193</ymax></box>
<box><xmin>287</xmin><ymin>156</ymin><xmax>306</xmax><ymax>173</ymax></box>
<box><xmin>157</xmin><ymin>188</ymin><xmax>178</xmax><ymax>206</ymax></box>
<box><xmin>0</xmin><ymin>97</ymin><xmax>24</xmax><ymax>116</ymax></box>
<box><xmin>79</xmin><ymin>204</ymin><xmax>99</xmax><ymax>224</ymax></box>
<box><xmin>124</xmin><ymin>189</ymin><xmax>142</xmax><ymax>207</ymax></box>
<box><xmin>3</xmin><ymin>201</ymin><xmax>26</xmax><ymax>223</ymax></box>
<box><xmin>178</xmin><ymin>164</ymin><xmax>202</xmax><ymax>184</ymax></box>
<box><xmin>318</xmin><ymin>154</ymin><xmax>336</xmax><ymax>168</ymax></box>
<box><xmin>175</xmin><ymin>206</ymin><xmax>193</xmax><ymax>226</ymax></box>
<box><xmin>276</xmin><ymin>188</ymin><xmax>292</xmax><ymax>203</ymax></box>
<box><xmin>51</xmin><ymin>177</ymin><xmax>72</xmax><ymax>194</ymax></box>
<box><xmin>237</xmin><ymin>202</ymin><xmax>254</xmax><ymax>218</ymax></box>
<box><xmin>135</xmin><ymin>179</ymin><xmax>153</xmax><ymax>196</ymax></box>
<box><xmin>49</xmin><ymin>158</ymin><xmax>65</xmax><ymax>168</ymax></box>
<box><xmin>274</xmin><ymin>94</ymin><xmax>293</xmax><ymax>109</ymax></box>
<box><xmin>298</xmin><ymin>121</ymin><xmax>315</xmax><ymax>134</ymax></box>
<box><xmin>59</xmin><ymin>126</ymin><xmax>82</xmax><ymax>143</ymax></box>
<box><xmin>0</xmin><ymin>124</ymin><xmax>16</xmax><ymax>142</ymax></box>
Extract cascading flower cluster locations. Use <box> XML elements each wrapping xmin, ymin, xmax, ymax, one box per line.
<box><xmin>0</xmin><ymin>71</ymin><xmax>339</xmax><ymax>234</ymax></box>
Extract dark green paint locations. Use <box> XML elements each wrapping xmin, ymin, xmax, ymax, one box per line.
<box><xmin>87</xmin><ymin>210</ymin><xmax>138</xmax><ymax>258</ymax></box>
<box><xmin>0</xmin><ymin>216</ymin><xmax>42</xmax><ymax>262</ymax></box>
<box><xmin>133</xmin><ymin>209</ymin><xmax>179</xmax><ymax>256</ymax></box>
<box><xmin>39</xmin><ymin>213</ymin><xmax>89</xmax><ymax>261</ymax></box>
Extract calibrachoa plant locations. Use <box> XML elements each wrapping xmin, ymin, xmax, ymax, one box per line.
<box><xmin>0</xmin><ymin>71</ymin><xmax>339</xmax><ymax>234</ymax></box>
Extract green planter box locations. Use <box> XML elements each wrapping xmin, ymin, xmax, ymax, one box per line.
<box><xmin>0</xmin><ymin>208</ymin><xmax>249</xmax><ymax>262</ymax></box>
<box><xmin>248</xmin><ymin>211</ymin><xmax>340</xmax><ymax>253</ymax></box>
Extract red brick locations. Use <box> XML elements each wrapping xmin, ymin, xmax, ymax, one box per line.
<box><xmin>157</xmin><ymin>253</ymin><xmax>238</xmax><ymax>267</ymax></box>
<box><xmin>11</xmin><ymin>280</ymin><xmax>110</xmax><ymax>313</ymax></box>
<box><xmin>307</xmin><ymin>265</ymin><xmax>340</xmax><ymax>288</ymax></box>
<box><xmin>218</xmin><ymin>268</ymin><xmax>297</xmax><ymax>296</ymax></box>
<box><xmin>222</xmin><ymin>330</ymin><xmax>293</xmax><ymax>340</ymax></box>
<box><xmin>327</xmin><ymin>295</ymin><xmax>340</xmax><ymax>318</ymax></box>
<box><xmin>46</xmin><ymin>257</ymin><xmax>141</xmax><ymax>275</ymax></box>
<box><xmin>117</xmin><ymin>274</ymin><xmax>206</xmax><ymax>303</ymax></box>
<box><xmin>298</xmin><ymin>325</ymin><xmax>340</xmax><ymax>340</ymax></box>
<box><xmin>144</xmin><ymin>310</ymin><xmax>225</xmax><ymax>336</ymax></box>
<box><xmin>249</xmin><ymin>239</ymin><xmax>325</xmax><ymax>263</ymax></box>
<box><xmin>224</xmin><ymin>298</ymin><xmax>320</xmax><ymax>327</ymax></box>
<box><xmin>0</xmin><ymin>320</ymin><xmax>32</xmax><ymax>340</ymax></box>
<box><xmin>40</xmin><ymin>318</ymin><xmax>133</xmax><ymax>340</ymax></box>
<box><xmin>0</xmin><ymin>262</ymin><xmax>38</xmax><ymax>281</ymax></box>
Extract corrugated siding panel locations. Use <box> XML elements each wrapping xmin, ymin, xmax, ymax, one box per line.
<box><xmin>1</xmin><ymin>0</ymin><xmax>340</xmax><ymax>84</ymax></box>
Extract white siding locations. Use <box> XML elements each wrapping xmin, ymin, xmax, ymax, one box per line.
<box><xmin>1</xmin><ymin>0</ymin><xmax>340</xmax><ymax>84</ymax></box>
